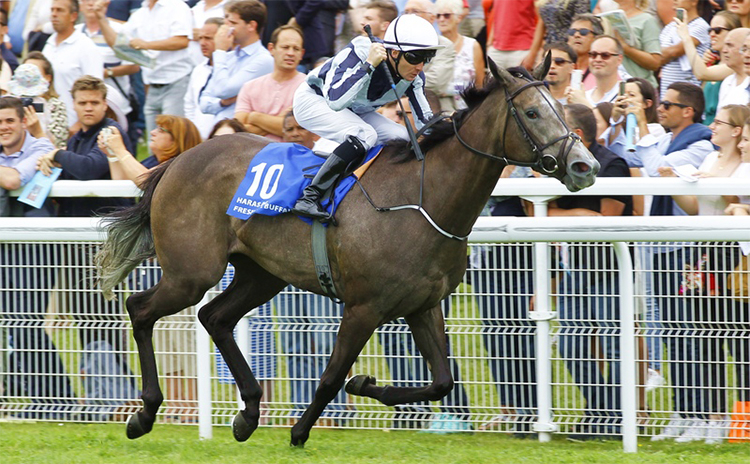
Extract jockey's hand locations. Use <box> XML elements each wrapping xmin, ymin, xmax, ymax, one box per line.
<box><xmin>367</xmin><ymin>42</ymin><xmax>387</xmax><ymax>68</ymax></box>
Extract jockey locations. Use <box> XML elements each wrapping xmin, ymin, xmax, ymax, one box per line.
<box><xmin>291</xmin><ymin>14</ymin><xmax>440</xmax><ymax>221</ymax></box>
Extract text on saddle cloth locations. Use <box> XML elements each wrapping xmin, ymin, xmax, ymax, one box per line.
<box><xmin>227</xmin><ymin>142</ymin><xmax>383</xmax><ymax>222</ymax></box>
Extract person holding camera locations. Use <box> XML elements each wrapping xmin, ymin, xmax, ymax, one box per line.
<box><xmin>6</xmin><ymin>61</ymin><xmax>69</xmax><ymax>148</ymax></box>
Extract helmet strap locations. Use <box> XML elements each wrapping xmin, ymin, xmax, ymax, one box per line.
<box><xmin>388</xmin><ymin>50</ymin><xmax>404</xmax><ymax>81</ymax></box>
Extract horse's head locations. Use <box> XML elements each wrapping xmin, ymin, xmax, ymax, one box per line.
<box><xmin>484</xmin><ymin>54</ymin><xmax>599</xmax><ymax>192</ymax></box>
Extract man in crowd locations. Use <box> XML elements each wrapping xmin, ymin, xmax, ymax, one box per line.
<box><xmin>568</xmin><ymin>35</ymin><xmax>623</xmax><ymax>107</ymax></box>
<box><xmin>551</xmin><ymin>103</ymin><xmax>633</xmax><ymax>440</ymax></box>
<box><xmin>0</xmin><ymin>8</ymin><xmax>19</xmax><ymax>72</ymax></box>
<box><xmin>403</xmin><ymin>0</ymin><xmax>456</xmax><ymax>111</ymax></box>
<box><xmin>35</xmin><ymin>75</ymin><xmax>138</xmax><ymax>420</ymax></box>
<box><xmin>199</xmin><ymin>0</ymin><xmax>273</xmax><ymax>123</ymax></box>
<box><xmin>490</xmin><ymin>0</ymin><xmax>537</xmax><ymax>69</ymax></box>
<box><xmin>42</xmin><ymin>0</ymin><xmax>104</xmax><ymax>125</ymax></box>
<box><xmin>718</xmin><ymin>28</ymin><xmax>750</xmax><ymax>111</ymax></box>
<box><xmin>360</xmin><ymin>1</ymin><xmax>398</xmax><ymax>41</ymax></box>
<box><xmin>544</xmin><ymin>42</ymin><xmax>577</xmax><ymax>104</ymax></box>
<box><xmin>0</xmin><ymin>96</ymin><xmax>76</xmax><ymax>419</ymax></box>
<box><xmin>621</xmin><ymin>82</ymin><xmax>714</xmax><ymax>440</ymax></box>
<box><xmin>234</xmin><ymin>25</ymin><xmax>306</xmax><ymax>141</ymax></box>
<box><xmin>96</xmin><ymin>0</ymin><xmax>193</xmax><ymax>136</ymax></box>
<box><xmin>185</xmin><ymin>17</ymin><xmax>224</xmax><ymax>140</ymax></box>
<box><xmin>567</xmin><ymin>13</ymin><xmax>604</xmax><ymax>91</ymax></box>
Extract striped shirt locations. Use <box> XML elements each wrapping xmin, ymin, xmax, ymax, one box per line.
<box><xmin>306</xmin><ymin>36</ymin><xmax>433</xmax><ymax>128</ymax></box>
<box><xmin>659</xmin><ymin>18</ymin><xmax>710</xmax><ymax>100</ymax></box>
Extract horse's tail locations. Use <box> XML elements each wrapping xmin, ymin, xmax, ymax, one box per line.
<box><xmin>96</xmin><ymin>158</ymin><xmax>175</xmax><ymax>300</ymax></box>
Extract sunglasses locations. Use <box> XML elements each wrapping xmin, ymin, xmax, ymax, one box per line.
<box><xmin>659</xmin><ymin>100</ymin><xmax>690</xmax><ymax>110</ymax></box>
<box><xmin>436</xmin><ymin>13</ymin><xmax>454</xmax><ymax>19</ymax></box>
<box><xmin>568</xmin><ymin>28</ymin><xmax>594</xmax><ymax>36</ymax></box>
<box><xmin>156</xmin><ymin>126</ymin><xmax>172</xmax><ymax>135</ymax></box>
<box><xmin>552</xmin><ymin>57</ymin><xmax>572</xmax><ymax>65</ymax></box>
<box><xmin>708</xmin><ymin>26</ymin><xmax>730</xmax><ymax>34</ymax></box>
<box><xmin>588</xmin><ymin>51</ymin><xmax>619</xmax><ymax>60</ymax></box>
<box><xmin>396</xmin><ymin>110</ymin><xmax>412</xmax><ymax>119</ymax></box>
<box><xmin>402</xmin><ymin>50</ymin><xmax>435</xmax><ymax>65</ymax></box>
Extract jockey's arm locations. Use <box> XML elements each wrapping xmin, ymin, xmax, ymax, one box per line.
<box><xmin>321</xmin><ymin>37</ymin><xmax>377</xmax><ymax>112</ymax></box>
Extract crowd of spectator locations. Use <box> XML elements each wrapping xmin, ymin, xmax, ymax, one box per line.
<box><xmin>0</xmin><ymin>0</ymin><xmax>749</xmax><ymax>445</ymax></box>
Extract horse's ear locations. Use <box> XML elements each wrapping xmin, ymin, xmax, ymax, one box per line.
<box><xmin>487</xmin><ymin>57</ymin><xmax>515</xmax><ymax>87</ymax></box>
<box><xmin>532</xmin><ymin>51</ymin><xmax>552</xmax><ymax>81</ymax></box>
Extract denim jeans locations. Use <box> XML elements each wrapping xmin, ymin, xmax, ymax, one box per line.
<box><xmin>274</xmin><ymin>288</ymin><xmax>347</xmax><ymax>417</ymax></box>
<box><xmin>470</xmin><ymin>244</ymin><xmax>537</xmax><ymax>416</ymax></box>
<box><xmin>558</xmin><ymin>270</ymin><xmax>621</xmax><ymax>418</ymax></box>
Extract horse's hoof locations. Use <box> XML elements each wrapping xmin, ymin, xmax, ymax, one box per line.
<box><xmin>345</xmin><ymin>374</ymin><xmax>376</xmax><ymax>396</ymax></box>
<box><xmin>126</xmin><ymin>411</ymin><xmax>152</xmax><ymax>439</ymax></box>
<box><xmin>232</xmin><ymin>411</ymin><xmax>257</xmax><ymax>442</ymax></box>
<box><xmin>290</xmin><ymin>425</ymin><xmax>308</xmax><ymax>448</ymax></box>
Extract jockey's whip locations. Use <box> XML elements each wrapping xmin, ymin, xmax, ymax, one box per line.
<box><xmin>364</xmin><ymin>25</ymin><xmax>425</xmax><ymax>161</ymax></box>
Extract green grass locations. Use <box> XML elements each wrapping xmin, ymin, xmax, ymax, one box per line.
<box><xmin>0</xmin><ymin>422</ymin><xmax>748</xmax><ymax>464</ymax></box>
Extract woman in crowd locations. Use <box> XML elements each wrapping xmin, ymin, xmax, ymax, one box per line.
<box><xmin>657</xmin><ymin>104</ymin><xmax>750</xmax><ymax>444</ymax></box>
<box><xmin>593</xmin><ymin>101</ymin><xmax>613</xmax><ymax>144</ymax></box>
<box><xmin>523</xmin><ymin>0</ymin><xmax>590</xmax><ymax>69</ymax></box>
<box><xmin>14</xmin><ymin>53</ymin><xmax>69</xmax><ymax>148</ymax></box>
<box><xmin>99</xmin><ymin>114</ymin><xmax>201</xmax><ymax>186</ymax></box>
<box><xmin>727</xmin><ymin>0</ymin><xmax>750</xmax><ymax>28</ymax></box>
<box><xmin>610</xmin><ymin>0</ymin><xmax>662</xmax><ymax>87</ymax></box>
<box><xmin>435</xmin><ymin>0</ymin><xmax>485</xmax><ymax>110</ymax></box>
<box><xmin>99</xmin><ymin>114</ymin><xmax>201</xmax><ymax>422</ymax></box>
<box><xmin>677</xmin><ymin>10</ymin><xmax>741</xmax><ymax>124</ymax></box>
<box><xmin>208</xmin><ymin>118</ymin><xmax>249</xmax><ymax>139</ymax></box>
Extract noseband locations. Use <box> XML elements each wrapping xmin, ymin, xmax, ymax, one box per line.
<box><xmin>453</xmin><ymin>79</ymin><xmax>581</xmax><ymax>175</ymax></box>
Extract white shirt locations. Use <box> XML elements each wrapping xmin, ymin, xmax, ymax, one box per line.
<box><xmin>585</xmin><ymin>81</ymin><xmax>620</xmax><ymax>106</ymax></box>
<box><xmin>123</xmin><ymin>0</ymin><xmax>194</xmax><ymax>85</ymax></box>
<box><xmin>717</xmin><ymin>74</ymin><xmax>750</xmax><ymax>113</ymax></box>
<box><xmin>76</xmin><ymin>22</ymin><xmax>133</xmax><ymax>115</ymax></box>
<box><xmin>184</xmin><ymin>59</ymin><xmax>215</xmax><ymax>141</ymax></box>
<box><xmin>189</xmin><ymin>0</ymin><xmax>227</xmax><ymax>65</ymax></box>
<box><xmin>42</xmin><ymin>30</ymin><xmax>104</xmax><ymax>124</ymax></box>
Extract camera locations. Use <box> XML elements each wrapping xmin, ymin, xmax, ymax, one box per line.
<box><xmin>20</xmin><ymin>97</ymin><xmax>44</xmax><ymax>113</ymax></box>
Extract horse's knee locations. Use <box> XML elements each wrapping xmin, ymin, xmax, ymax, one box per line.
<box><xmin>426</xmin><ymin>377</ymin><xmax>454</xmax><ymax>402</ymax></box>
<box><xmin>316</xmin><ymin>375</ymin><xmax>345</xmax><ymax>400</ymax></box>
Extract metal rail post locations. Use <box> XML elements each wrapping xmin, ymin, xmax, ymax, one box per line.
<box><xmin>196</xmin><ymin>291</ymin><xmax>213</xmax><ymax>439</ymax></box>
<box><xmin>613</xmin><ymin>242</ymin><xmax>637</xmax><ymax>452</ymax></box>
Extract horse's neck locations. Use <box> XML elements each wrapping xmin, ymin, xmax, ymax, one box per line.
<box><xmin>423</xmin><ymin>135</ymin><xmax>505</xmax><ymax>235</ymax></box>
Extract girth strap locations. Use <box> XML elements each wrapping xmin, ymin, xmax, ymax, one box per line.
<box><xmin>311</xmin><ymin>220</ymin><xmax>341</xmax><ymax>302</ymax></box>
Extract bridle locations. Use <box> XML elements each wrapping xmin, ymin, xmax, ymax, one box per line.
<box><xmin>452</xmin><ymin>78</ymin><xmax>582</xmax><ymax>176</ymax></box>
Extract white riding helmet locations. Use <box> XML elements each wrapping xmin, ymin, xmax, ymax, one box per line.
<box><xmin>383</xmin><ymin>14</ymin><xmax>441</xmax><ymax>52</ymax></box>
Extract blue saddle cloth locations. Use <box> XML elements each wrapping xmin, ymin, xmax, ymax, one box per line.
<box><xmin>227</xmin><ymin>142</ymin><xmax>381</xmax><ymax>222</ymax></box>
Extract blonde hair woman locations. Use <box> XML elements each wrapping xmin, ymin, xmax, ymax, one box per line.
<box><xmin>435</xmin><ymin>0</ymin><xmax>485</xmax><ymax>110</ymax></box>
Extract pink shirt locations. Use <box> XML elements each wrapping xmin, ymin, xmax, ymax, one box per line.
<box><xmin>235</xmin><ymin>72</ymin><xmax>307</xmax><ymax>142</ymax></box>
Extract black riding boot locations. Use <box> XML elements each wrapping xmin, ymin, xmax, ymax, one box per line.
<box><xmin>292</xmin><ymin>135</ymin><xmax>366</xmax><ymax>221</ymax></box>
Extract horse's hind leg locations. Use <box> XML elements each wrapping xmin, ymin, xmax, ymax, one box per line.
<box><xmin>346</xmin><ymin>305</ymin><xmax>454</xmax><ymax>406</ymax></box>
<box><xmin>198</xmin><ymin>255</ymin><xmax>286</xmax><ymax>442</ymax></box>
<box><xmin>126</xmin><ymin>276</ymin><xmax>214</xmax><ymax>439</ymax></box>
<box><xmin>290</xmin><ymin>306</ymin><xmax>381</xmax><ymax>447</ymax></box>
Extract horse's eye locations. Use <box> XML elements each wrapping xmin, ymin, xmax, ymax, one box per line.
<box><xmin>525</xmin><ymin>110</ymin><xmax>539</xmax><ymax>120</ymax></box>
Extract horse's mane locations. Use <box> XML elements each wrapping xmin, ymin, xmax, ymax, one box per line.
<box><xmin>386</xmin><ymin>76</ymin><xmax>506</xmax><ymax>163</ymax></box>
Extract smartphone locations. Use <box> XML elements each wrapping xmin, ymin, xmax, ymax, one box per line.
<box><xmin>20</xmin><ymin>97</ymin><xmax>44</xmax><ymax>113</ymax></box>
<box><xmin>570</xmin><ymin>69</ymin><xmax>583</xmax><ymax>90</ymax></box>
<box><xmin>619</xmin><ymin>81</ymin><xmax>626</xmax><ymax>96</ymax></box>
<box><xmin>675</xmin><ymin>8</ymin><xmax>686</xmax><ymax>22</ymax></box>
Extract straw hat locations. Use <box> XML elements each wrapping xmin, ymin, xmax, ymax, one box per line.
<box><xmin>8</xmin><ymin>63</ymin><xmax>50</xmax><ymax>97</ymax></box>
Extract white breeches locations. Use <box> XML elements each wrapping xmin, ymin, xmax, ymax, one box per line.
<box><xmin>293</xmin><ymin>84</ymin><xmax>408</xmax><ymax>150</ymax></box>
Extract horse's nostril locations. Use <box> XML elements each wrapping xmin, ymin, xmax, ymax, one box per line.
<box><xmin>571</xmin><ymin>161</ymin><xmax>590</xmax><ymax>174</ymax></box>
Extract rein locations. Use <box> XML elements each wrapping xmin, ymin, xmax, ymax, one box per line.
<box><xmin>357</xmin><ymin>76</ymin><xmax>580</xmax><ymax>241</ymax></box>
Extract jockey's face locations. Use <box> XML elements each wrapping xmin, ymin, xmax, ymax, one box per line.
<box><xmin>389</xmin><ymin>50</ymin><xmax>424</xmax><ymax>81</ymax></box>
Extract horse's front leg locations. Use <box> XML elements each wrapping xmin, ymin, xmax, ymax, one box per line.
<box><xmin>346</xmin><ymin>305</ymin><xmax>454</xmax><ymax>406</ymax></box>
<box><xmin>290</xmin><ymin>306</ymin><xmax>380</xmax><ymax>447</ymax></box>
<box><xmin>198</xmin><ymin>260</ymin><xmax>286</xmax><ymax>442</ymax></box>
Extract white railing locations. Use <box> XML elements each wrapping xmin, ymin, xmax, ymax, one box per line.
<box><xmin>3</xmin><ymin>178</ymin><xmax>750</xmax><ymax>454</ymax></box>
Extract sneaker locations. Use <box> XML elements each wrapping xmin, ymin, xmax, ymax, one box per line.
<box><xmin>645</xmin><ymin>368</ymin><xmax>665</xmax><ymax>392</ymax></box>
<box><xmin>675</xmin><ymin>420</ymin><xmax>708</xmax><ymax>443</ymax></box>
<box><xmin>421</xmin><ymin>413</ymin><xmax>472</xmax><ymax>434</ymax></box>
<box><xmin>651</xmin><ymin>414</ymin><xmax>687</xmax><ymax>441</ymax></box>
<box><xmin>705</xmin><ymin>417</ymin><xmax>729</xmax><ymax>445</ymax></box>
